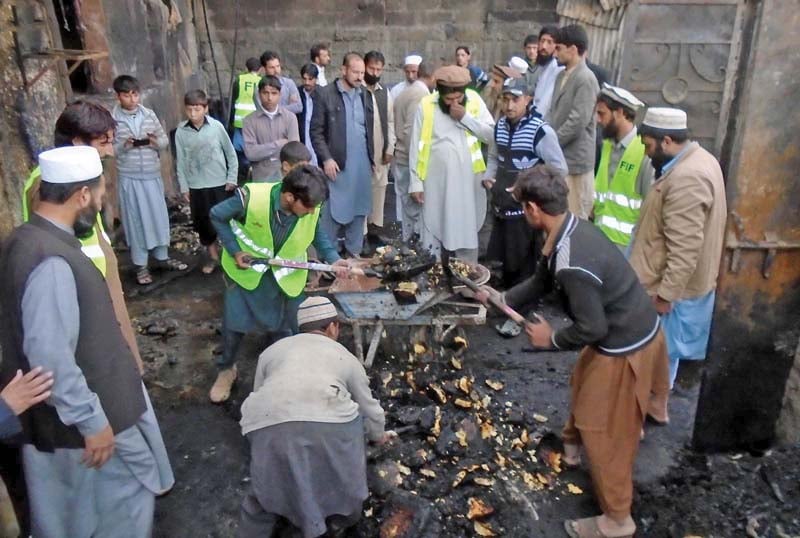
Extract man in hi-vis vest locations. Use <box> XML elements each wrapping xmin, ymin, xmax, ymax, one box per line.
<box><xmin>229</xmin><ymin>57</ymin><xmax>263</xmax><ymax>176</ymax></box>
<box><xmin>408</xmin><ymin>66</ymin><xmax>495</xmax><ymax>262</ymax></box>
<box><xmin>209</xmin><ymin>165</ymin><xmax>352</xmax><ymax>403</ymax></box>
<box><xmin>593</xmin><ymin>84</ymin><xmax>654</xmax><ymax>249</ymax></box>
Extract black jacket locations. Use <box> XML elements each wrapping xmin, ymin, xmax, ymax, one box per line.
<box><xmin>505</xmin><ymin>213</ymin><xmax>660</xmax><ymax>355</ymax></box>
<box><xmin>310</xmin><ymin>79</ymin><xmax>375</xmax><ymax>169</ymax></box>
<box><xmin>297</xmin><ymin>87</ymin><xmax>314</xmax><ymax>145</ymax></box>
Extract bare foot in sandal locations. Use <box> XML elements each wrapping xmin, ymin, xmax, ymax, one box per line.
<box><xmin>564</xmin><ymin>515</ymin><xmax>636</xmax><ymax>537</ymax></box>
<box><xmin>135</xmin><ymin>266</ymin><xmax>153</xmax><ymax>286</ymax></box>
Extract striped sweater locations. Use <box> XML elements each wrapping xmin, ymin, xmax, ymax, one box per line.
<box><xmin>111</xmin><ymin>104</ymin><xmax>169</xmax><ymax>177</ymax></box>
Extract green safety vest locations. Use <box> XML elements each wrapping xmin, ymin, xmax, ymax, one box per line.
<box><xmin>232</xmin><ymin>72</ymin><xmax>262</xmax><ymax>128</ymax></box>
<box><xmin>23</xmin><ymin>166</ymin><xmax>108</xmax><ymax>276</ymax></box>
<box><xmin>593</xmin><ymin>137</ymin><xmax>646</xmax><ymax>246</ymax></box>
<box><xmin>415</xmin><ymin>88</ymin><xmax>486</xmax><ymax>180</ymax></box>
<box><xmin>220</xmin><ymin>182</ymin><xmax>320</xmax><ymax>297</ymax></box>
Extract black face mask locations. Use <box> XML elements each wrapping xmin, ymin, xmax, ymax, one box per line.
<box><xmin>364</xmin><ymin>72</ymin><xmax>381</xmax><ymax>86</ymax></box>
<box><xmin>74</xmin><ymin>206</ymin><xmax>99</xmax><ymax>239</ymax></box>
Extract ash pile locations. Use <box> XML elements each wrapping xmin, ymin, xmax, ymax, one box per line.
<box><xmin>354</xmin><ymin>341</ymin><xmax>584</xmax><ymax>537</ymax></box>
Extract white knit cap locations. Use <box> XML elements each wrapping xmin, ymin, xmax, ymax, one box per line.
<box><xmin>642</xmin><ymin>107</ymin><xmax>687</xmax><ymax>131</ymax></box>
<box><xmin>404</xmin><ymin>54</ymin><xmax>423</xmax><ymax>66</ymax></box>
<box><xmin>38</xmin><ymin>146</ymin><xmax>103</xmax><ymax>184</ymax></box>
<box><xmin>508</xmin><ymin>56</ymin><xmax>529</xmax><ymax>73</ymax></box>
<box><xmin>599</xmin><ymin>83</ymin><xmax>644</xmax><ymax>110</ymax></box>
<box><xmin>297</xmin><ymin>296</ymin><xmax>338</xmax><ymax>327</ymax></box>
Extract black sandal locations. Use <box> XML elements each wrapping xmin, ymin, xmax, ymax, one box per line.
<box><xmin>135</xmin><ymin>266</ymin><xmax>153</xmax><ymax>285</ymax></box>
<box><xmin>157</xmin><ymin>258</ymin><xmax>188</xmax><ymax>271</ymax></box>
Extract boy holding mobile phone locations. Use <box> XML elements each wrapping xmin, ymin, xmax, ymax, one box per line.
<box><xmin>112</xmin><ymin>75</ymin><xmax>188</xmax><ymax>285</ymax></box>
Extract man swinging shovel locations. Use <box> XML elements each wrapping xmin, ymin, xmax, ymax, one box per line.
<box><xmin>465</xmin><ymin>164</ymin><xmax>670</xmax><ymax>538</ymax></box>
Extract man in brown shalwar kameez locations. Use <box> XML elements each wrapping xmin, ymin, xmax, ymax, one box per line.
<box><xmin>478</xmin><ymin>164</ymin><xmax>669</xmax><ymax>538</ymax></box>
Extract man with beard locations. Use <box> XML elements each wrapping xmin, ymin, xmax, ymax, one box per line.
<box><xmin>628</xmin><ymin>108</ymin><xmax>727</xmax><ymax>388</ymax></box>
<box><xmin>392</xmin><ymin>61</ymin><xmax>436</xmax><ymax>241</ymax></box>
<box><xmin>592</xmin><ymin>84</ymin><xmax>654</xmax><ymax>249</ymax></box>
<box><xmin>530</xmin><ymin>26</ymin><xmax>564</xmax><ymax>118</ymax></box>
<box><xmin>363</xmin><ymin>50</ymin><xmax>396</xmax><ymax>251</ymax></box>
<box><xmin>408</xmin><ymin>66</ymin><xmax>495</xmax><ymax>262</ymax></box>
<box><xmin>311</xmin><ymin>52</ymin><xmax>376</xmax><ymax>257</ymax></box>
<box><xmin>0</xmin><ymin>146</ymin><xmax>174</xmax><ymax>537</ymax></box>
<box><xmin>310</xmin><ymin>43</ymin><xmax>331</xmax><ymax>87</ymax></box>
<box><xmin>549</xmin><ymin>24</ymin><xmax>600</xmax><ymax>219</ymax></box>
<box><xmin>390</xmin><ymin>54</ymin><xmax>422</xmax><ymax>101</ymax></box>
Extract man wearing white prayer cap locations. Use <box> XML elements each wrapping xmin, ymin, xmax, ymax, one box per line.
<box><xmin>238</xmin><ymin>295</ymin><xmax>395</xmax><ymax>537</ymax></box>
<box><xmin>389</xmin><ymin>53</ymin><xmax>423</xmax><ymax>100</ymax></box>
<box><xmin>0</xmin><ymin>144</ymin><xmax>174</xmax><ymax>537</ymax></box>
<box><xmin>628</xmin><ymin>106</ymin><xmax>727</xmax><ymax>390</ymax></box>
<box><xmin>593</xmin><ymin>83</ymin><xmax>654</xmax><ymax>249</ymax></box>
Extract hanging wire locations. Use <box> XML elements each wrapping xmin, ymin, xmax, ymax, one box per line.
<box><xmin>201</xmin><ymin>0</ymin><xmax>223</xmax><ymax>105</ymax></box>
<box><xmin>226</xmin><ymin>0</ymin><xmax>242</xmax><ymax>125</ymax></box>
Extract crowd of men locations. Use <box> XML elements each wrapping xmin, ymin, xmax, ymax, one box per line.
<box><xmin>0</xmin><ymin>20</ymin><xmax>728</xmax><ymax>538</ymax></box>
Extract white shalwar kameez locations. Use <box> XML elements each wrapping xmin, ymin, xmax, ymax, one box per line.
<box><xmin>408</xmin><ymin>97</ymin><xmax>495</xmax><ymax>262</ymax></box>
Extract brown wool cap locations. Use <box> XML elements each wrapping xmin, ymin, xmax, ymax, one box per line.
<box><xmin>434</xmin><ymin>65</ymin><xmax>471</xmax><ymax>87</ymax></box>
<box><xmin>492</xmin><ymin>64</ymin><xmax>522</xmax><ymax>79</ymax></box>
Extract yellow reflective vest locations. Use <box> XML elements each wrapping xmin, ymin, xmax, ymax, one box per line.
<box><xmin>593</xmin><ymin>137</ymin><xmax>646</xmax><ymax>246</ymax></box>
<box><xmin>23</xmin><ymin>166</ymin><xmax>108</xmax><ymax>276</ymax></box>
<box><xmin>232</xmin><ymin>72</ymin><xmax>262</xmax><ymax>129</ymax></box>
<box><xmin>415</xmin><ymin>88</ymin><xmax>486</xmax><ymax>180</ymax></box>
<box><xmin>220</xmin><ymin>182</ymin><xmax>319</xmax><ymax>297</ymax></box>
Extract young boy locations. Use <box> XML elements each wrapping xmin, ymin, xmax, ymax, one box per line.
<box><xmin>111</xmin><ymin>75</ymin><xmax>187</xmax><ymax>284</ymax></box>
<box><xmin>175</xmin><ymin>89</ymin><xmax>239</xmax><ymax>274</ymax></box>
<box><xmin>278</xmin><ymin>141</ymin><xmax>311</xmax><ymax>177</ymax></box>
<box><xmin>242</xmin><ymin>75</ymin><xmax>300</xmax><ymax>182</ymax></box>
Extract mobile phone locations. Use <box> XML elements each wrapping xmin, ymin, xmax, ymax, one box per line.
<box><xmin>132</xmin><ymin>138</ymin><xmax>150</xmax><ymax>147</ymax></box>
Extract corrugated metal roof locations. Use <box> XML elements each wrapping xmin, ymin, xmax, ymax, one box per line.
<box><xmin>557</xmin><ymin>0</ymin><xmax>632</xmax><ymax>82</ymax></box>
<box><xmin>556</xmin><ymin>0</ymin><xmax>628</xmax><ymax>29</ymax></box>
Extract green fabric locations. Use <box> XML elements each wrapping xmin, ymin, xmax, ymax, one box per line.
<box><xmin>416</xmin><ymin>88</ymin><xmax>486</xmax><ymax>180</ymax></box>
<box><xmin>593</xmin><ymin>137</ymin><xmax>645</xmax><ymax>246</ymax></box>
<box><xmin>220</xmin><ymin>183</ymin><xmax>320</xmax><ymax>296</ymax></box>
<box><xmin>174</xmin><ymin>116</ymin><xmax>238</xmax><ymax>192</ymax></box>
<box><xmin>233</xmin><ymin>72</ymin><xmax>262</xmax><ymax>128</ymax></box>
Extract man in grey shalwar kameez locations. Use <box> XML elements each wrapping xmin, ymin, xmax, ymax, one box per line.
<box><xmin>238</xmin><ymin>296</ymin><xmax>395</xmax><ymax>538</ymax></box>
<box><xmin>311</xmin><ymin>53</ymin><xmax>375</xmax><ymax>257</ymax></box>
<box><xmin>408</xmin><ymin>66</ymin><xmax>495</xmax><ymax>263</ymax></box>
<box><xmin>0</xmin><ymin>146</ymin><xmax>173</xmax><ymax>538</ymax></box>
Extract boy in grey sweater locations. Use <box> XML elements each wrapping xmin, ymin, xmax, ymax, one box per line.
<box><xmin>112</xmin><ymin>75</ymin><xmax>187</xmax><ymax>285</ymax></box>
<box><xmin>175</xmin><ymin>89</ymin><xmax>238</xmax><ymax>274</ymax></box>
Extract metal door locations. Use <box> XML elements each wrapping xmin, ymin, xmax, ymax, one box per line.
<box><xmin>619</xmin><ymin>0</ymin><xmax>745</xmax><ymax>154</ymax></box>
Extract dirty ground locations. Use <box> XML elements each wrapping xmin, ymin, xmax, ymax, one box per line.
<box><xmin>120</xmin><ymin>204</ymin><xmax>800</xmax><ymax>538</ymax></box>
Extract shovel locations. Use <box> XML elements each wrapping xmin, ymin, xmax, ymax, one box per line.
<box><xmin>247</xmin><ymin>257</ymin><xmax>382</xmax><ymax>278</ymax></box>
<box><xmin>442</xmin><ymin>253</ymin><xmax>527</xmax><ymax>325</ymax></box>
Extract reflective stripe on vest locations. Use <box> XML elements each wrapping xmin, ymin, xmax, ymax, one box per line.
<box><xmin>233</xmin><ymin>72</ymin><xmax>262</xmax><ymax>128</ymax></box>
<box><xmin>415</xmin><ymin>88</ymin><xmax>486</xmax><ymax>180</ymax></box>
<box><xmin>23</xmin><ymin>166</ymin><xmax>108</xmax><ymax>276</ymax></box>
<box><xmin>220</xmin><ymin>183</ymin><xmax>320</xmax><ymax>297</ymax></box>
<box><xmin>593</xmin><ymin>137</ymin><xmax>645</xmax><ymax>246</ymax></box>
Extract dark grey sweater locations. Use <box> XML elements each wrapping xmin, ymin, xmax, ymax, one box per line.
<box><xmin>505</xmin><ymin>213</ymin><xmax>660</xmax><ymax>355</ymax></box>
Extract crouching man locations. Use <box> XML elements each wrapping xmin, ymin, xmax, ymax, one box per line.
<box><xmin>477</xmin><ymin>164</ymin><xmax>669</xmax><ymax>538</ymax></box>
<box><xmin>238</xmin><ymin>296</ymin><xmax>396</xmax><ymax>537</ymax></box>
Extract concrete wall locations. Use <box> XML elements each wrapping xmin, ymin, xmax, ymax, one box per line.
<box><xmin>195</xmin><ymin>0</ymin><xmax>558</xmax><ymax>101</ymax></box>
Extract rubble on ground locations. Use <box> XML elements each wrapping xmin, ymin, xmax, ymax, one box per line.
<box><xmin>353</xmin><ymin>339</ymin><xmax>582</xmax><ymax>537</ymax></box>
